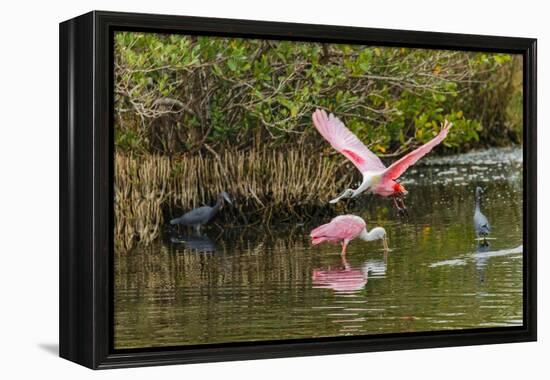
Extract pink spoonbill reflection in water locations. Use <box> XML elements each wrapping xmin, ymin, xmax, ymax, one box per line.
<box><xmin>312</xmin><ymin>254</ymin><xmax>388</xmax><ymax>294</ymax></box>
<box><xmin>312</xmin><ymin>255</ymin><xmax>368</xmax><ymax>293</ymax></box>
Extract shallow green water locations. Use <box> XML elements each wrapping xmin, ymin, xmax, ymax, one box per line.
<box><xmin>114</xmin><ymin>147</ymin><xmax>523</xmax><ymax>349</ymax></box>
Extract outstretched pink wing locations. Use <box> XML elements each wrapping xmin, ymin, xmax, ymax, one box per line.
<box><xmin>382</xmin><ymin>120</ymin><xmax>452</xmax><ymax>181</ymax></box>
<box><xmin>310</xmin><ymin>215</ymin><xmax>366</xmax><ymax>244</ymax></box>
<box><xmin>312</xmin><ymin>109</ymin><xmax>386</xmax><ymax>173</ymax></box>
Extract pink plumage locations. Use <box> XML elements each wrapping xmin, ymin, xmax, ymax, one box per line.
<box><xmin>312</xmin><ymin>109</ymin><xmax>451</xmax><ymax>211</ymax></box>
<box><xmin>312</xmin><ymin>109</ymin><xmax>386</xmax><ymax>172</ymax></box>
<box><xmin>310</xmin><ymin>215</ymin><xmax>366</xmax><ymax>246</ymax></box>
<box><xmin>312</xmin><ymin>266</ymin><xmax>367</xmax><ymax>293</ymax></box>
<box><xmin>382</xmin><ymin>122</ymin><xmax>451</xmax><ymax>181</ymax></box>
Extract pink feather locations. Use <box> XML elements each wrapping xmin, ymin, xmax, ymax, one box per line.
<box><xmin>382</xmin><ymin>121</ymin><xmax>452</xmax><ymax>181</ymax></box>
<box><xmin>312</xmin><ymin>109</ymin><xmax>386</xmax><ymax>172</ymax></box>
<box><xmin>310</xmin><ymin>215</ymin><xmax>366</xmax><ymax>245</ymax></box>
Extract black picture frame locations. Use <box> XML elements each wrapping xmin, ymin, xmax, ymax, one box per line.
<box><xmin>59</xmin><ymin>10</ymin><xmax>537</xmax><ymax>369</ymax></box>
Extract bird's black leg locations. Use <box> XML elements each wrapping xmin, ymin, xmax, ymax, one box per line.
<box><xmin>170</xmin><ymin>223</ymin><xmax>179</xmax><ymax>235</ymax></box>
<box><xmin>392</xmin><ymin>196</ymin><xmax>404</xmax><ymax>215</ymax></box>
<box><xmin>399</xmin><ymin>195</ymin><xmax>409</xmax><ymax>217</ymax></box>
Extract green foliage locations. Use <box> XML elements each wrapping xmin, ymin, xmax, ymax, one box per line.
<box><xmin>114</xmin><ymin>32</ymin><xmax>523</xmax><ymax>156</ymax></box>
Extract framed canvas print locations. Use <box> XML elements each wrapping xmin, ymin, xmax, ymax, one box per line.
<box><xmin>59</xmin><ymin>11</ymin><xmax>537</xmax><ymax>369</ymax></box>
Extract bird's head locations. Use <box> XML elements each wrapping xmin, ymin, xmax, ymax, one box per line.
<box><xmin>393</xmin><ymin>182</ymin><xmax>408</xmax><ymax>195</ymax></box>
<box><xmin>369</xmin><ymin>227</ymin><xmax>389</xmax><ymax>252</ymax></box>
<box><xmin>219</xmin><ymin>192</ymin><xmax>233</xmax><ymax>206</ymax></box>
<box><xmin>329</xmin><ymin>188</ymin><xmax>354</xmax><ymax>203</ymax></box>
<box><xmin>370</xmin><ymin>227</ymin><xmax>387</xmax><ymax>240</ymax></box>
<box><xmin>475</xmin><ymin>187</ymin><xmax>485</xmax><ymax>205</ymax></box>
<box><xmin>475</xmin><ymin>186</ymin><xmax>484</xmax><ymax>197</ymax></box>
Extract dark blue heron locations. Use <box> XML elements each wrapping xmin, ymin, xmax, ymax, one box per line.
<box><xmin>474</xmin><ymin>187</ymin><xmax>491</xmax><ymax>241</ymax></box>
<box><xmin>170</xmin><ymin>192</ymin><xmax>232</xmax><ymax>233</ymax></box>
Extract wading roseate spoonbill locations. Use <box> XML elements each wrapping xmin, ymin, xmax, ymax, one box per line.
<box><xmin>170</xmin><ymin>192</ymin><xmax>232</xmax><ymax>233</ymax></box>
<box><xmin>312</xmin><ymin>109</ymin><xmax>452</xmax><ymax>214</ymax></box>
<box><xmin>310</xmin><ymin>215</ymin><xmax>388</xmax><ymax>256</ymax></box>
<box><xmin>474</xmin><ymin>187</ymin><xmax>491</xmax><ymax>242</ymax></box>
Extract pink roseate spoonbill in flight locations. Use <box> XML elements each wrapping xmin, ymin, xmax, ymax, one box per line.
<box><xmin>312</xmin><ymin>109</ymin><xmax>452</xmax><ymax>214</ymax></box>
<box><xmin>310</xmin><ymin>215</ymin><xmax>388</xmax><ymax>257</ymax></box>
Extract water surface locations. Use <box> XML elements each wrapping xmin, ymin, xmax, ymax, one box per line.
<box><xmin>114</xmin><ymin>147</ymin><xmax>523</xmax><ymax>349</ymax></box>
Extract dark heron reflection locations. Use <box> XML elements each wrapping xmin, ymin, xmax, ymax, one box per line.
<box><xmin>474</xmin><ymin>242</ymin><xmax>491</xmax><ymax>282</ymax></box>
<box><xmin>170</xmin><ymin>233</ymin><xmax>218</xmax><ymax>253</ymax></box>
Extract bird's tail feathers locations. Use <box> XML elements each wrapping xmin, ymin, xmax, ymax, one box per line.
<box><xmin>311</xmin><ymin>236</ymin><xmax>329</xmax><ymax>245</ymax></box>
<box><xmin>310</xmin><ymin>223</ymin><xmax>329</xmax><ymax>236</ymax></box>
<box><xmin>310</xmin><ymin>223</ymin><xmax>332</xmax><ymax>245</ymax></box>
